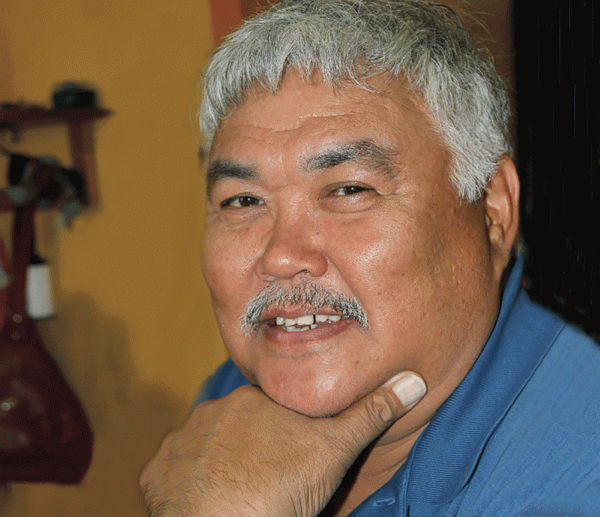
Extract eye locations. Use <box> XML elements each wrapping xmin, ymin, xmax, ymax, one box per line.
<box><xmin>319</xmin><ymin>182</ymin><xmax>381</xmax><ymax>213</ymax></box>
<box><xmin>220</xmin><ymin>195</ymin><xmax>264</xmax><ymax>209</ymax></box>
<box><xmin>328</xmin><ymin>185</ymin><xmax>372</xmax><ymax>196</ymax></box>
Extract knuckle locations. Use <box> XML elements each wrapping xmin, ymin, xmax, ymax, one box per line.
<box><xmin>364</xmin><ymin>391</ymin><xmax>395</xmax><ymax>425</ymax></box>
<box><xmin>140</xmin><ymin>461</ymin><xmax>153</xmax><ymax>489</ymax></box>
<box><xmin>369</xmin><ymin>386</ymin><xmax>405</xmax><ymax>423</ymax></box>
<box><xmin>340</xmin><ymin>390</ymin><xmax>398</xmax><ymax>441</ymax></box>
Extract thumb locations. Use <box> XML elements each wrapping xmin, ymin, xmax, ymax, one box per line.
<box><xmin>333</xmin><ymin>372</ymin><xmax>427</xmax><ymax>449</ymax></box>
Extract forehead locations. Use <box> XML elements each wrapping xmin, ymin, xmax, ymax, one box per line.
<box><xmin>209</xmin><ymin>70</ymin><xmax>446</xmax><ymax>167</ymax></box>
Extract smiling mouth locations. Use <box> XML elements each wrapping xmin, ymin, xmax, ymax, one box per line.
<box><xmin>272</xmin><ymin>313</ymin><xmax>343</xmax><ymax>332</ymax></box>
<box><xmin>242</xmin><ymin>282</ymin><xmax>369</xmax><ymax>335</ymax></box>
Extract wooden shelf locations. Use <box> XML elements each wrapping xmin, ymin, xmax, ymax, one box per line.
<box><xmin>0</xmin><ymin>105</ymin><xmax>111</xmax><ymax>211</ymax></box>
<box><xmin>0</xmin><ymin>105</ymin><xmax>110</xmax><ymax>129</ymax></box>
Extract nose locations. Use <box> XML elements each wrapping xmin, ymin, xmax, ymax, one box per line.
<box><xmin>258</xmin><ymin>213</ymin><xmax>328</xmax><ymax>281</ymax></box>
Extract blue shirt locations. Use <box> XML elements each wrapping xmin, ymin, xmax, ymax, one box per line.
<box><xmin>196</xmin><ymin>259</ymin><xmax>600</xmax><ymax>515</ymax></box>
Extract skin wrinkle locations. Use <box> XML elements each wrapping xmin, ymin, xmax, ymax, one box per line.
<box><xmin>301</xmin><ymin>140</ymin><xmax>397</xmax><ymax>176</ymax></box>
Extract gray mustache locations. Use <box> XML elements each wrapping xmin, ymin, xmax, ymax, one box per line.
<box><xmin>242</xmin><ymin>282</ymin><xmax>369</xmax><ymax>335</ymax></box>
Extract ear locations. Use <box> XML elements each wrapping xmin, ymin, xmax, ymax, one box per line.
<box><xmin>483</xmin><ymin>154</ymin><xmax>520</xmax><ymax>280</ymax></box>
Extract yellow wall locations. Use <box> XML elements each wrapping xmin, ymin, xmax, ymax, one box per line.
<box><xmin>0</xmin><ymin>0</ymin><xmax>227</xmax><ymax>515</ymax></box>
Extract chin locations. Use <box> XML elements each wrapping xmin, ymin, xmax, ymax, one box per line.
<box><xmin>260</xmin><ymin>378</ymin><xmax>362</xmax><ymax>418</ymax></box>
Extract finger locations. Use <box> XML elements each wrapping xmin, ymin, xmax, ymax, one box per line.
<box><xmin>333</xmin><ymin>371</ymin><xmax>427</xmax><ymax>450</ymax></box>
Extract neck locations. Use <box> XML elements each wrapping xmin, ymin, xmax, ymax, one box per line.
<box><xmin>319</xmin><ymin>421</ymin><xmax>429</xmax><ymax>517</ymax></box>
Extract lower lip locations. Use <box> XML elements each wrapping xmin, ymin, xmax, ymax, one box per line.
<box><xmin>263</xmin><ymin>318</ymin><xmax>355</xmax><ymax>348</ymax></box>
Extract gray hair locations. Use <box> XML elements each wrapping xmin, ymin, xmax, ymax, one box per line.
<box><xmin>198</xmin><ymin>0</ymin><xmax>511</xmax><ymax>202</ymax></box>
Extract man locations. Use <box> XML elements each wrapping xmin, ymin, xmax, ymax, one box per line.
<box><xmin>141</xmin><ymin>1</ymin><xmax>600</xmax><ymax>515</ymax></box>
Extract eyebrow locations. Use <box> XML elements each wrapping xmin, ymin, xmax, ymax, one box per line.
<box><xmin>206</xmin><ymin>160</ymin><xmax>258</xmax><ymax>195</ymax></box>
<box><xmin>302</xmin><ymin>140</ymin><xmax>396</xmax><ymax>174</ymax></box>
<box><xmin>206</xmin><ymin>139</ymin><xmax>398</xmax><ymax>195</ymax></box>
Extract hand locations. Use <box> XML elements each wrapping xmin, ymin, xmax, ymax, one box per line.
<box><xmin>140</xmin><ymin>372</ymin><xmax>426</xmax><ymax>517</ymax></box>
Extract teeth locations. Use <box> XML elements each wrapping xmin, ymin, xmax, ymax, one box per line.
<box><xmin>296</xmin><ymin>315</ymin><xmax>315</xmax><ymax>326</ymax></box>
<box><xmin>275</xmin><ymin>314</ymin><xmax>343</xmax><ymax>332</ymax></box>
<box><xmin>287</xmin><ymin>326</ymin><xmax>310</xmax><ymax>332</ymax></box>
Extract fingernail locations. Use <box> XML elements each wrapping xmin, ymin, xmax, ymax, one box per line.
<box><xmin>390</xmin><ymin>372</ymin><xmax>427</xmax><ymax>410</ymax></box>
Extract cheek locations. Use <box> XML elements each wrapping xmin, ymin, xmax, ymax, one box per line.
<box><xmin>202</xmin><ymin>228</ymin><xmax>255</xmax><ymax>370</ymax></box>
<box><xmin>202</xmin><ymin>226</ymin><xmax>252</xmax><ymax>321</ymax></box>
<box><xmin>331</xmin><ymin>211</ymin><xmax>420</xmax><ymax>298</ymax></box>
<box><xmin>203</xmin><ymin>218</ymin><xmax>262</xmax><ymax>282</ymax></box>
<box><xmin>325</xmin><ymin>215</ymin><xmax>424</xmax><ymax>345</ymax></box>
<box><xmin>329</xmin><ymin>206</ymin><xmax>454</xmax><ymax>352</ymax></box>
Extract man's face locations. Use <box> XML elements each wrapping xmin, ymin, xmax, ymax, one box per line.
<box><xmin>203</xmin><ymin>70</ymin><xmax>504</xmax><ymax>418</ymax></box>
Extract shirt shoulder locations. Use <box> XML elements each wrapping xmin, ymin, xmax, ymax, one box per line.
<box><xmin>456</xmin><ymin>321</ymin><xmax>600</xmax><ymax>516</ymax></box>
<box><xmin>192</xmin><ymin>359</ymin><xmax>250</xmax><ymax>408</ymax></box>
